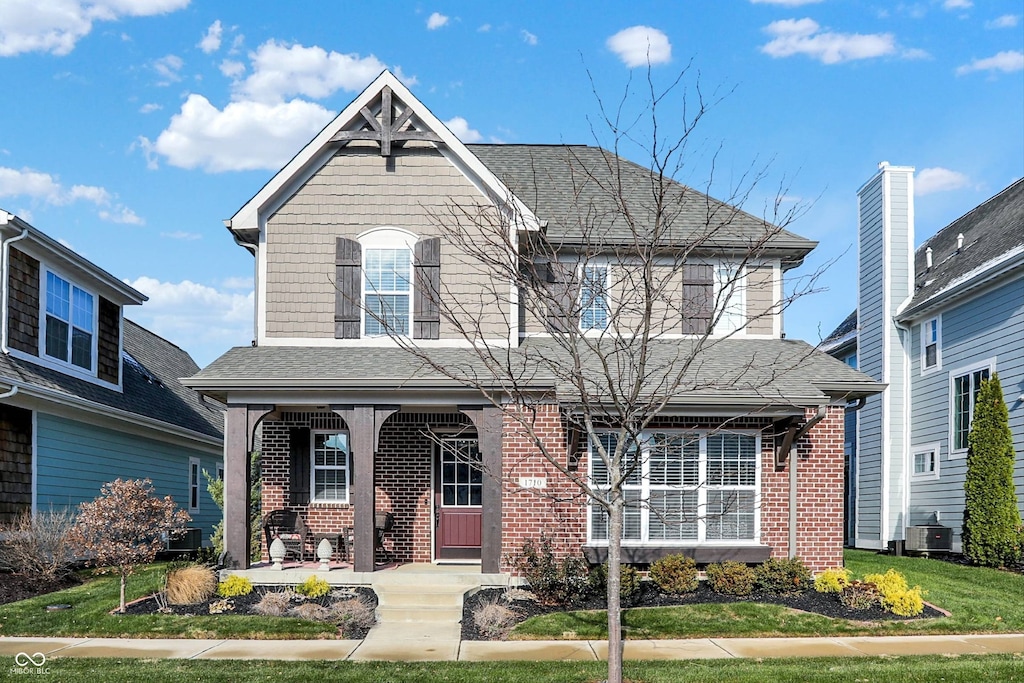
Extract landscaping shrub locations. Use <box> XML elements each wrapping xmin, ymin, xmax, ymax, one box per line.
<box><xmin>649</xmin><ymin>554</ymin><xmax>698</xmax><ymax>594</ymax></box>
<box><xmin>814</xmin><ymin>567</ymin><xmax>851</xmax><ymax>594</ymax></box>
<box><xmin>839</xmin><ymin>580</ymin><xmax>880</xmax><ymax>610</ymax></box>
<box><xmin>253</xmin><ymin>589</ymin><xmax>292</xmax><ymax>617</ymax></box>
<box><xmin>472</xmin><ymin>596</ymin><xmax>517</xmax><ymax>639</ymax></box>
<box><xmin>217</xmin><ymin>575</ymin><xmax>254</xmax><ymax>597</ymax></box>
<box><xmin>510</xmin><ymin>536</ymin><xmax>592</xmax><ymax>605</ymax></box>
<box><xmin>330</xmin><ymin>597</ymin><xmax>376</xmax><ymax>635</ymax></box>
<box><xmin>754</xmin><ymin>557</ymin><xmax>812</xmax><ymax>594</ymax></box>
<box><xmin>0</xmin><ymin>507</ymin><xmax>78</xmax><ymax>580</ymax></box>
<box><xmin>165</xmin><ymin>564</ymin><xmax>217</xmax><ymax>605</ymax></box>
<box><xmin>296</xmin><ymin>575</ymin><xmax>331</xmax><ymax>599</ymax></box>
<box><xmin>963</xmin><ymin>374</ymin><xmax>1023</xmax><ymax>568</ymax></box>
<box><xmin>865</xmin><ymin>568</ymin><xmax>925</xmax><ymax>617</ymax></box>
<box><xmin>587</xmin><ymin>563</ymin><xmax>642</xmax><ymax>600</ymax></box>
<box><xmin>289</xmin><ymin>602</ymin><xmax>331</xmax><ymax>622</ymax></box>
<box><xmin>705</xmin><ymin>561</ymin><xmax>755</xmax><ymax>596</ymax></box>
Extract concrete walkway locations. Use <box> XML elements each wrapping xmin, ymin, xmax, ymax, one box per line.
<box><xmin>1</xmin><ymin>633</ymin><xmax>1021</xmax><ymax>662</ymax></box>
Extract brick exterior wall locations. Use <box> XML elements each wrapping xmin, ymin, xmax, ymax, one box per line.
<box><xmin>97</xmin><ymin>298</ymin><xmax>120</xmax><ymax>385</ymax></box>
<box><xmin>6</xmin><ymin>248</ymin><xmax>39</xmax><ymax>357</ymax></box>
<box><xmin>0</xmin><ymin>404</ymin><xmax>33</xmax><ymax>525</ymax></box>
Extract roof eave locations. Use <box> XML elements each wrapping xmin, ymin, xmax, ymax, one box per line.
<box><xmin>897</xmin><ymin>247</ymin><xmax>1024</xmax><ymax>322</ymax></box>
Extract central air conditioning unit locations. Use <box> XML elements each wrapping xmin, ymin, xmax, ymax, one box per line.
<box><xmin>905</xmin><ymin>525</ymin><xmax>952</xmax><ymax>553</ymax></box>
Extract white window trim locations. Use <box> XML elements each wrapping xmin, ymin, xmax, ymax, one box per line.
<box><xmin>920</xmin><ymin>315</ymin><xmax>942</xmax><ymax>375</ymax></box>
<box><xmin>39</xmin><ymin>266</ymin><xmax>98</xmax><ymax>378</ymax></box>
<box><xmin>188</xmin><ymin>457</ymin><xmax>201</xmax><ymax>513</ymax></box>
<box><xmin>578</xmin><ymin>262</ymin><xmax>611</xmax><ymax>332</ymax></box>
<box><xmin>948</xmin><ymin>357</ymin><xmax>996</xmax><ymax>459</ymax></box>
<box><xmin>910</xmin><ymin>442</ymin><xmax>941</xmax><ymax>481</ymax></box>
<box><xmin>310</xmin><ymin>430</ymin><xmax>351</xmax><ymax>504</ymax></box>
<box><xmin>586</xmin><ymin>430</ymin><xmax>762</xmax><ymax>546</ymax></box>
<box><xmin>358</xmin><ymin>228</ymin><xmax>418</xmax><ymax>338</ymax></box>
<box><xmin>713</xmin><ymin>262</ymin><xmax>747</xmax><ymax>336</ymax></box>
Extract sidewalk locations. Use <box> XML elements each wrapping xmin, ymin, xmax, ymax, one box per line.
<box><xmin>1</xmin><ymin>633</ymin><xmax>1021</xmax><ymax>662</ymax></box>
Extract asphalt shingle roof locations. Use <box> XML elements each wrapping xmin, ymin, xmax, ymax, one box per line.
<box><xmin>468</xmin><ymin>144</ymin><xmax>817</xmax><ymax>257</ymax></box>
<box><xmin>0</xmin><ymin>319</ymin><xmax>223</xmax><ymax>440</ymax></box>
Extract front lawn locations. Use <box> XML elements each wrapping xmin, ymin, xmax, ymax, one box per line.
<box><xmin>512</xmin><ymin>550</ymin><xmax>1024</xmax><ymax>640</ymax></box>
<box><xmin>14</xmin><ymin>654</ymin><xmax>1024</xmax><ymax>682</ymax></box>
<box><xmin>0</xmin><ymin>564</ymin><xmax>337</xmax><ymax>639</ymax></box>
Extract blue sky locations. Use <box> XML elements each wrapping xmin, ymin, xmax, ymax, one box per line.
<box><xmin>1</xmin><ymin>0</ymin><xmax>1021</xmax><ymax>367</ymax></box>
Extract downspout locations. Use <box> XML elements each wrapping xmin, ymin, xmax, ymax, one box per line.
<box><xmin>1</xmin><ymin>218</ymin><xmax>31</xmax><ymax>355</ymax></box>
<box><xmin>228</xmin><ymin>222</ymin><xmax>259</xmax><ymax>347</ymax></box>
<box><xmin>0</xmin><ymin>385</ymin><xmax>18</xmax><ymax>400</ymax></box>
<box><xmin>893</xmin><ymin>317</ymin><xmax>913</xmax><ymax>549</ymax></box>
<box><xmin>787</xmin><ymin>404</ymin><xmax>828</xmax><ymax>559</ymax></box>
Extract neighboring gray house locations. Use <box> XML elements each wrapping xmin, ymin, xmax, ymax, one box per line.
<box><xmin>822</xmin><ymin>164</ymin><xmax>1024</xmax><ymax>552</ymax></box>
<box><xmin>0</xmin><ymin>212</ymin><xmax>225</xmax><ymax>542</ymax></box>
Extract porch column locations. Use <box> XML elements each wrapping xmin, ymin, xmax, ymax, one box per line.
<box><xmin>460</xmin><ymin>405</ymin><xmax>503</xmax><ymax>574</ymax></box>
<box><xmin>333</xmin><ymin>404</ymin><xmax>398</xmax><ymax>572</ymax></box>
<box><xmin>223</xmin><ymin>404</ymin><xmax>274</xmax><ymax>569</ymax></box>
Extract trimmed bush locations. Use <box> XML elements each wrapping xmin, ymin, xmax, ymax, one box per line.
<box><xmin>217</xmin><ymin>575</ymin><xmax>254</xmax><ymax>597</ymax></box>
<box><xmin>865</xmin><ymin>568</ymin><xmax>925</xmax><ymax>617</ymax></box>
<box><xmin>754</xmin><ymin>557</ymin><xmax>812</xmax><ymax>594</ymax></box>
<box><xmin>296</xmin><ymin>575</ymin><xmax>331</xmax><ymax>598</ymax></box>
<box><xmin>963</xmin><ymin>374</ymin><xmax>1023</xmax><ymax>568</ymax></box>
<box><xmin>706</xmin><ymin>561</ymin><xmax>755</xmax><ymax>596</ymax></box>
<box><xmin>165</xmin><ymin>564</ymin><xmax>217</xmax><ymax>605</ymax></box>
<box><xmin>814</xmin><ymin>567</ymin><xmax>851</xmax><ymax>594</ymax></box>
<box><xmin>650</xmin><ymin>554</ymin><xmax>699</xmax><ymax>594</ymax></box>
<box><xmin>586</xmin><ymin>563</ymin><xmax>642</xmax><ymax>600</ymax></box>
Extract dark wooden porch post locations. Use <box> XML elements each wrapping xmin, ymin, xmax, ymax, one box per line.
<box><xmin>223</xmin><ymin>404</ymin><xmax>274</xmax><ymax>569</ymax></box>
<box><xmin>460</xmin><ymin>405</ymin><xmax>503</xmax><ymax>574</ymax></box>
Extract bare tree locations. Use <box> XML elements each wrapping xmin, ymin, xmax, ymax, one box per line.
<box><xmin>69</xmin><ymin>478</ymin><xmax>190</xmax><ymax>612</ymax></box>
<box><xmin>364</xmin><ymin>69</ymin><xmax>825</xmax><ymax>683</ymax></box>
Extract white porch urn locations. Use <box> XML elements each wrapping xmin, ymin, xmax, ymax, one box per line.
<box><xmin>269</xmin><ymin>537</ymin><xmax>286</xmax><ymax>570</ymax></box>
<box><xmin>317</xmin><ymin>538</ymin><xmax>333</xmax><ymax>571</ymax></box>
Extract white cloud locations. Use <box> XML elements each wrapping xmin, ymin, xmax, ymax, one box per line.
<box><xmin>152</xmin><ymin>54</ymin><xmax>184</xmax><ymax>84</ymax></box>
<box><xmin>124</xmin><ymin>276</ymin><xmax>254</xmax><ymax>366</ymax></box>
<box><xmin>478</xmin><ymin>23</ymin><xmax>491</xmax><ymax>32</ymax></box>
<box><xmin>233</xmin><ymin>40</ymin><xmax>386</xmax><ymax>104</ymax></box>
<box><xmin>146</xmin><ymin>94</ymin><xmax>334</xmax><ymax>172</ymax></box>
<box><xmin>221</xmin><ymin>275</ymin><xmax>253</xmax><ymax>289</ymax></box>
<box><xmin>985</xmin><ymin>14</ymin><xmax>1020</xmax><ymax>29</ymax></box>
<box><xmin>915</xmin><ymin>167</ymin><xmax>970</xmax><ymax>196</ymax></box>
<box><xmin>521</xmin><ymin>29</ymin><xmax>538</xmax><ymax>46</ymax></box>
<box><xmin>139</xmin><ymin>102</ymin><xmax>162</xmax><ymax>113</ymax></box>
<box><xmin>161</xmin><ymin>230</ymin><xmax>201</xmax><ymax>240</ymax></box>
<box><xmin>198</xmin><ymin>19</ymin><xmax>222</xmax><ymax>53</ymax></box>
<box><xmin>761</xmin><ymin>18</ymin><xmax>897</xmax><ymax>64</ymax></box>
<box><xmin>0</xmin><ymin>0</ymin><xmax>190</xmax><ymax>57</ymax></box>
<box><xmin>749</xmin><ymin>0</ymin><xmax>822</xmax><ymax>5</ymax></box>
<box><xmin>426</xmin><ymin>12</ymin><xmax>449</xmax><ymax>30</ymax></box>
<box><xmin>606</xmin><ymin>26</ymin><xmax>672</xmax><ymax>67</ymax></box>
<box><xmin>943</xmin><ymin>0</ymin><xmax>972</xmax><ymax>9</ymax></box>
<box><xmin>0</xmin><ymin>165</ymin><xmax>142</xmax><ymax>223</ymax></box>
<box><xmin>99</xmin><ymin>206</ymin><xmax>144</xmax><ymax>225</ymax></box>
<box><xmin>67</xmin><ymin>184</ymin><xmax>111</xmax><ymax>204</ymax></box>
<box><xmin>219</xmin><ymin>58</ymin><xmax>244</xmax><ymax>78</ymax></box>
<box><xmin>956</xmin><ymin>50</ymin><xmax>1024</xmax><ymax>75</ymax></box>
<box><xmin>444</xmin><ymin>116</ymin><xmax>482</xmax><ymax>143</ymax></box>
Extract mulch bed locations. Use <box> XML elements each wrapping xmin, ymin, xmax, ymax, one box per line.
<box><xmin>0</xmin><ymin>573</ymin><xmax>82</xmax><ymax>607</ymax></box>
<box><xmin>122</xmin><ymin>586</ymin><xmax>378</xmax><ymax>639</ymax></box>
<box><xmin>461</xmin><ymin>582</ymin><xmax>946</xmax><ymax>641</ymax></box>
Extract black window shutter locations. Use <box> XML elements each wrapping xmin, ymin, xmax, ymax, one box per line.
<box><xmin>335</xmin><ymin>237</ymin><xmax>361</xmax><ymax>339</ymax></box>
<box><xmin>545</xmin><ymin>261</ymin><xmax>579</xmax><ymax>333</ymax></box>
<box><xmin>413</xmin><ymin>237</ymin><xmax>441</xmax><ymax>339</ymax></box>
<box><xmin>681</xmin><ymin>262</ymin><xmax>713</xmax><ymax>334</ymax></box>
<box><xmin>288</xmin><ymin>427</ymin><xmax>311</xmax><ymax>506</ymax></box>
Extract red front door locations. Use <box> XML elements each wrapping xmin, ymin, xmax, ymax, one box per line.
<box><xmin>435</xmin><ymin>438</ymin><xmax>482</xmax><ymax>560</ymax></box>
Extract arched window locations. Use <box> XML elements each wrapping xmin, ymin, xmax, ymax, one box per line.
<box><xmin>359</xmin><ymin>228</ymin><xmax>417</xmax><ymax>336</ymax></box>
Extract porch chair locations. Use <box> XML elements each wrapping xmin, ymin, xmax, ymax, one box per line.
<box><xmin>263</xmin><ymin>510</ymin><xmax>309</xmax><ymax>563</ymax></box>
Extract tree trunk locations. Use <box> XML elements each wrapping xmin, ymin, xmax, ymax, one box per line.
<box><xmin>606</xmin><ymin>494</ymin><xmax>624</xmax><ymax>683</ymax></box>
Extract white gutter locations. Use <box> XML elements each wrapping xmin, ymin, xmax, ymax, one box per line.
<box><xmin>0</xmin><ymin>384</ymin><xmax>18</xmax><ymax>400</ymax></box>
<box><xmin>1</xmin><ymin>219</ymin><xmax>30</xmax><ymax>355</ymax></box>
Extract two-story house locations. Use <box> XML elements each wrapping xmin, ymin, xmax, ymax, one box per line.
<box><xmin>187</xmin><ymin>71</ymin><xmax>882</xmax><ymax>575</ymax></box>
<box><xmin>822</xmin><ymin>164</ymin><xmax>1023</xmax><ymax>552</ymax></box>
<box><xmin>0</xmin><ymin>212</ymin><xmax>224</xmax><ymax>542</ymax></box>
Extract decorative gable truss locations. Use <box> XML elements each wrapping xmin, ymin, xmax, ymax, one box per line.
<box><xmin>330</xmin><ymin>86</ymin><xmax>442</xmax><ymax>158</ymax></box>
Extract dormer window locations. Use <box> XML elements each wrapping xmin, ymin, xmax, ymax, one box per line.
<box><xmin>44</xmin><ymin>271</ymin><xmax>94</xmax><ymax>371</ymax></box>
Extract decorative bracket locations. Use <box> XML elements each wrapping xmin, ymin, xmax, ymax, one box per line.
<box><xmin>330</xmin><ymin>86</ymin><xmax>442</xmax><ymax>157</ymax></box>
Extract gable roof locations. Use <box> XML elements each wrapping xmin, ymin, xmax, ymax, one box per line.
<box><xmin>469</xmin><ymin>144</ymin><xmax>817</xmax><ymax>265</ymax></box>
<box><xmin>0</xmin><ymin>319</ymin><xmax>223</xmax><ymax>443</ymax></box>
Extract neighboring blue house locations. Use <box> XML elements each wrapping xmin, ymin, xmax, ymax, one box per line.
<box><xmin>822</xmin><ymin>165</ymin><xmax>1024</xmax><ymax>553</ymax></box>
<box><xmin>0</xmin><ymin>211</ymin><xmax>225</xmax><ymax>543</ymax></box>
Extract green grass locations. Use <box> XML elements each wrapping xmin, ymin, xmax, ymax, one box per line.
<box><xmin>8</xmin><ymin>654</ymin><xmax>1022</xmax><ymax>682</ymax></box>
<box><xmin>513</xmin><ymin>549</ymin><xmax>1024</xmax><ymax>640</ymax></box>
<box><xmin>0</xmin><ymin>565</ymin><xmax>337</xmax><ymax>639</ymax></box>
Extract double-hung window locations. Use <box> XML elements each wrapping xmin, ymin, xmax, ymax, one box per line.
<box><xmin>312</xmin><ymin>432</ymin><xmax>350</xmax><ymax>503</ymax></box>
<box><xmin>950</xmin><ymin>362</ymin><xmax>992</xmax><ymax>454</ymax></box>
<box><xmin>714</xmin><ymin>264</ymin><xmax>745</xmax><ymax>334</ymax></box>
<box><xmin>579</xmin><ymin>264</ymin><xmax>610</xmax><ymax>331</ymax></box>
<box><xmin>921</xmin><ymin>317</ymin><xmax>941</xmax><ymax>373</ymax></box>
<box><xmin>364</xmin><ymin>248</ymin><xmax>412</xmax><ymax>336</ymax></box>
<box><xmin>44</xmin><ymin>271</ymin><xmax>94</xmax><ymax>371</ymax></box>
<box><xmin>589</xmin><ymin>430</ymin><xmax>759</xmax><ymax>544</ymax></box>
